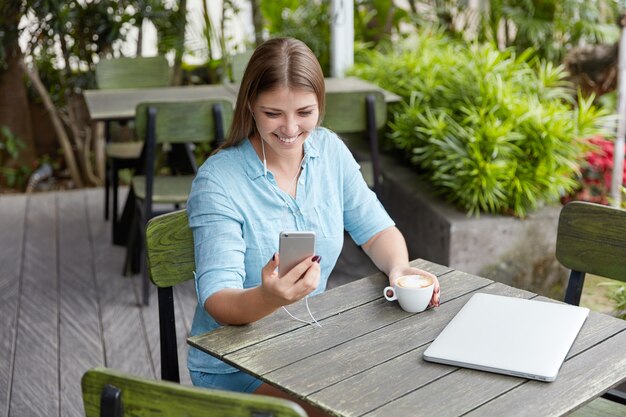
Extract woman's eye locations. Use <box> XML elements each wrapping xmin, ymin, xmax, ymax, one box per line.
<box><xmin>264</xmin><ymin>112</ymin><xmax>280</xmax><ymax>118</ymax></box>
<box><xmin>299</xmin><ymin>111</ymin><xmax>314</xmax><ymax>117</ymax></box>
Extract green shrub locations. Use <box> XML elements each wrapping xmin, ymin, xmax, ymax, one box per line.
<box><xmin>351</xmin><ymin>32</ymin><xmax>613</xmax><ymax>217</ymax></box>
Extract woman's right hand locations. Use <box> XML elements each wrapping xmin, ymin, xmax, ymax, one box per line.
<box><xmin>260</xmin><ymin>253</ymin><xmax>321</xmax><ymax>307</ymax></box>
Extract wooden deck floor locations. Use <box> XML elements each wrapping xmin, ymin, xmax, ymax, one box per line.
<box><xmin>0</xmin><ymin>188</ymin><xmax>199</xmax><ymax>417</ymax></box>
<box><xmin>0</xmin><ymin>187</ymin><xmax>377</xmax><ymax>417</ymax></box>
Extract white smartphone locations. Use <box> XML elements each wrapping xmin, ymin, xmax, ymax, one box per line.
<box><xmin>278</xmin><ymin>231</ymin><xmax>316</xmax><ymax>277</ymax></box>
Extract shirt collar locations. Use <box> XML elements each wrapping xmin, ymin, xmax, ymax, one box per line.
<box><xmin>241</xmin><ymin>131</ymin><xmax>321</xmax><ymax>180</ymax></box>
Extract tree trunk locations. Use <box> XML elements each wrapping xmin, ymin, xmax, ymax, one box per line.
<box><xmin>250</xmin><ymin>0</ymin><xmax>264</xmax><ymax>46</ymax></box>
<box><xmin>172</xmin><ymin>0</ymin><xmax>187</xmax><ymax>86</ymax></box>
<box><xmin>0</xmin><ymin>40</ymin><xmax>35</xmax><ymax>168</ymax></box>
<box><xmin>19</xmin><ymin>60</ymin><xmax>84</xmax><ymax>188</ymax></box>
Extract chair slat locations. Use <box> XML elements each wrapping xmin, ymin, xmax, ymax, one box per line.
<box><xmin>146</xmin><ymin>210</ymin><xmax>195</xmax><ymax>288</ymax></box>
<box><xmin>323</xmin><ymin>90</ymin><xmax>386</xmax><ymax>133</ymax></box>
<box><xmin>135</xmin><ymin>100</ymin><xmax>234</xmax><ymax>144</ymax></box>
<box><xmin>96</xmin><ymin>56</ymin><xmax>171</xmax><ymax>89</ymax></box>
<box><xmin>82</xmin><ymin>367</ymin><xmax>308</xmax><ymax>417</ymax></box>
<box><xmin>556</xmin><ymin>201</ymin><xmax>626</xmax><ymax>282</ymax></box>
<box><xmin>132</xmin><ymin>176</ymin><xmax>194</xmax><ymax>203</ymax></box>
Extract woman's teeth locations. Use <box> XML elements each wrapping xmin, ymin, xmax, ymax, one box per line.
<box><xmin>276</xmin><ymin>134</ymin><xmax>299</xmax><ymax>143</ymax></box>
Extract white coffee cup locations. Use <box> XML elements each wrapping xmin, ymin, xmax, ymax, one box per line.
<box><xmin>383</xmin><ymin>274</ymin><xmax>435</xmax><ymax>313</ymax></box>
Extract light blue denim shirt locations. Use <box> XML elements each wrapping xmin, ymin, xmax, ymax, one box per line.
<box><xmin>186</xmin><ymin>127</ymin><xmax>394</xmax><ymax>374</ymax></box>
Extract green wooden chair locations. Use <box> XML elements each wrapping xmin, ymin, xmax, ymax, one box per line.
<box><xmin>124</xmin><ymin>99</ymin><xmax>234</xmax><ymax>306</ymax></box>
<box><xmin>82</xmin><ymin>367</ymin><xmax>308</xmax><ymax>417</ymax></box>
<box><xmin>322</xmin><ymin>90</ymin><xmax>387</xmax><ymax>196</ymax></box>
<box><xmin>145</xmin><ymin>209</ymin><xmax>193</xmax><ymax>382</ymax></box>
<box><xmin>95</xmin><ymin>56</ymin><xmax>171</xmax><ymax>244</ymax></box>
<box><xmin>556</xmin><ymin>201</ymin><xmax>626</xmax><ymax>413</ymax></box>
<box><xmin>231</xmin><ymin>49</ymin><xmax>254</xmax><ymax>83</ymax></box>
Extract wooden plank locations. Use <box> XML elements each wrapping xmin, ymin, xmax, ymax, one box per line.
<box><xmin>10</xmin><ymin>193</ymin><xmax>59</xmax><ymax>417</ymax></box>
<box><xmin>57</xmin><ymin>190</ymin><xmax>104</xmax><ymax>417</ymax></box>
<box><xmin>364</xmin><ymin>307</ymin><xmax>626</xmax><ymax>417</ymax></box>
<box><xmin>85</xmin><ymin>189</ymin><xmax>155</xmax><ymax>378</ymax></box>
<box><xmin>306</xmin><ymin>283</ymin><xmax>534</xmax><ymax>416</ymax></box>
<box><xmin>220</xmin><ymin>269</ymin><xmax>491</xmax><ymax>376</ymax></box>
<box><xmin>463</xmin><ymin>331</ymin><xmax>626</xmax><ymax>417</ymax></box>
<box><xmin>188</xmin><ymin>259</ymin><xmax>453</xmax><ymax>357</ymax></box>
<box><xmin>556</xmin><ymin>201</ymin><xmax>626</xmax><ymax>282</ymax></box>
<box><xmin>274</xmin><ymin>281</ymin><xmax>531</xmax><ymax>399</ymax></box>
<box><xmin>0</xmin><ymin>194</ymin><xmax>26</xmax><ymax>416</ymax></box>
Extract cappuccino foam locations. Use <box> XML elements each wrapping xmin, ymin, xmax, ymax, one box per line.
<box><xmin>397</xmin><ymin>275</ymin><xmax>433</xmax><ymax>289</ymax></box>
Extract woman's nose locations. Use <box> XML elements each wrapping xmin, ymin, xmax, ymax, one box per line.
<box><xmin>280</xmin><ymin>116</ymin><xmax>299</xmax><ymax>136</ymax></box>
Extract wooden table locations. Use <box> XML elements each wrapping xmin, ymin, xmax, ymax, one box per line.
<box><xmin>188</xmin><ymin>259</ymin><xmax>626</xmax><ymax>417</ymax></box>
<box><xmin>222</xmin><ymin>77</ymin><xmax>402</xmax><ymax>104</ymax></box>
<box><xmin>83</xmin><ymin>84</ymin><xmax>237</xmax><ymax>122</ymax></box>
<box><xmin>84</xmin><ymin>77</ymin><xmax>400</xmax><ymax>122</ymax></box>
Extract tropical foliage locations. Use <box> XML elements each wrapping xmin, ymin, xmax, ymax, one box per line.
<box><xmin>352</xmin><ymin>31</ymin><xmax>614</xmax><ymax>217</ymax></box>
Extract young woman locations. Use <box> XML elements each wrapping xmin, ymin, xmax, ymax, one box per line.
<box><xmin>187</xmin><ymin>37</ymin><xmax>440</xmax><ymax>410</ymax></box>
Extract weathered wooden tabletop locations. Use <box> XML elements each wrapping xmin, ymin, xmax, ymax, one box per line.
<box><xmin>83</xmin><ymin>84</ymin><xmax>237</xmax><ymax>121</ymax></box>
<box><xmin>84</xmin><ymin>77</ymin><xmax>400</xmax><ymax>123</ymax></box>
<box><xmin>189</xmin><ymin>259</ymin><xmax>626</xmax><ymax>417</ymax></box>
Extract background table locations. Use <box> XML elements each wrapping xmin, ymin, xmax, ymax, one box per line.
<box><xmin>189</xmin><ymin>259</ymin><xmax>626</xmax><ymax>417</ymax></box>
<box><xmin>83</xmin><ymin>84</ymin><xmax>237</xmax><ymax>122</ymax></box>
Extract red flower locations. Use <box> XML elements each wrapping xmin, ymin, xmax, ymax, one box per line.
<box><xmin>565</xmin><ymin>136</ymin><xmax>626</xmax><ymax>205</ymax></box>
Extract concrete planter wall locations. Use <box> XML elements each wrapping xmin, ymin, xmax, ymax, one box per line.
<box><xmin>378</xmin><ymin>155</ymin><xmax>569</xmax><ymax>299</ymax></box>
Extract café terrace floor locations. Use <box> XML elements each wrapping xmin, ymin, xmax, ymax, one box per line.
<box><xmin>0</xmin><ymin>187</ymin><xmax>378</xmax><ymax>417</ymax></box>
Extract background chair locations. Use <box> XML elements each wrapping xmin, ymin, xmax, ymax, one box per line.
<box><xmin>82</xmin><ymin>367</ymin><xmax>308</xmax><ymax>417</ymax></box>
<box><xmin>322</xmin><ymin>90</ymin><xmax>387</xmax><ymax>196</ymax></box>
<box><xmin>556</xmin><ymin>201</ymin><xmax>626</xmax><ymax>413</ymax></box>
<box><xmin>124</xmin><ymin>99</ymin><xmax>234</xmax><ymax>306</ymax></box>
<box><xmin>231</xmin><ymin>49</ymin><xmax>254</xmax><ymax>83</ymax></box>
<box><xmin>95</xmin><ymin>56</ymin><xmax>171</xmax><ymax>244</ymax></box>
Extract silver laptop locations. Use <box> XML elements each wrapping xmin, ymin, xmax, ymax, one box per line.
<box><xmin>423</xmin><ymin>293</ymin><xmax>589</xmax><ymax>382</ymax></box>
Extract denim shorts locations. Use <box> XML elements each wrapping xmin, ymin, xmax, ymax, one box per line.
<box><xmin>189</xmin><ymin>369</ymin><xmax>263</xmax><ymax>393</ymax></box>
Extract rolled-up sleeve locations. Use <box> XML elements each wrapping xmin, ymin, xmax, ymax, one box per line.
<box><xmin>187</xmin><ymin>170</ymin><xmax>246</xmax><ymax>307</ymax></box>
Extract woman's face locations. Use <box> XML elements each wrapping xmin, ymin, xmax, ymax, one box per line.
<box><xmin>251</xmin><ymin>86</ymin><xmax>319</xmax><ymax>156</ymax></box>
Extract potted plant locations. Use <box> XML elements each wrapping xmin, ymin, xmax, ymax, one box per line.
<box><xmin>350</xmin><ymin>30</ymin><xmax>613</xmax><ymax>298</ymax></box>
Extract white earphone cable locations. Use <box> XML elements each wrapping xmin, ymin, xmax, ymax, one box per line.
<box><xmin>260</xmin><ymin>137</ymin><xmax>319</xmax><ymax>327</ymax></box>
<box><xmin>282</xmin><ymin>297</ymin><xmax>321</xmax><ymax>327</ymax></box>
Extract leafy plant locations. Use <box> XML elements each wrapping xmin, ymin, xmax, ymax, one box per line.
<box><xmin>599</xmin><ymin>280</ymin><xmax>626</xmax><ymax>320</ymax></box>
<box><xmin>351</xmin><ymin>31</ymin><xmax>614</xmax><ymax>217</ymax></box>
<box><xmin>0</xmin><ymin>125</ymin><xmax>31</xmax><ymax>190</ymax></box>
<box><xmin>261</xmin><ymin>0</ymin><xmax>331</xmax><ymax>75</ymax></box>
<box><xmin>409</xmin><ymin>0</ymin><xmax>621</xmax><ymax>63</ymax></box>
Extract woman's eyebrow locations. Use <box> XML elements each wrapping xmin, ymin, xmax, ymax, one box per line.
<box><xmin>258</xmin><ymin>104</ymin><xmax>318</xmax><ymax>111</ymax></box>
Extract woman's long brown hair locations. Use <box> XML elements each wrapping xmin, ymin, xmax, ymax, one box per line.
<box><xmin>218</xmin><ymin>37</ymin><xmax>326</xmax><ymax>151</ymax></box>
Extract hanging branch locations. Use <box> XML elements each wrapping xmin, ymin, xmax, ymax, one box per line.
<box><xmin>19</xmin><ymin>59</ymin><xmax>83</xmax><ymax>188</ymax></box>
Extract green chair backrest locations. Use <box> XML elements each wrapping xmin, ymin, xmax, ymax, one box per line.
<box><xmin>232</xmin><ymin>49</ymin><xmax>254</xmax><ymax>83</ymax></box>
<box><xmin>556</xmin><ymin>201</ymin><xmax>626</xmax><ymax>283</ymax></box>
<box><xmin>82</xmin><ymin>367</ymin><xmax>308</xmax><ymax>417</ymax></box>
<box><xmin>321</xmin><ymin>90</ymin><xmax>387</xmax><ymax>196</ymax></box>
<box><xmin>556</xmin><ymin>201</ymin><xmax>626</xmax><ymax>306</ymax></box>
<box><xmin>322</xmin><ymin>90</ymin><xmax>386</xmax><ymax>133</ymax></box>
<box><xmin>144</xmin><ymin>209</ymin><xmax>194</xmax><ymax>382</ymax></box>
<box><xmin>146</xmin><ymin>209</ymin><xmax>194</xmax><ymax>288</ymax></box>
<box><xmin>135</xmin><ymin>99</ymin><xmax>234</xmax><ymax>144</ymax></box>
<box><xmin>96</xmin><ymin>56</ymin><xmax>171</xmax><ymax>89</ymax></box>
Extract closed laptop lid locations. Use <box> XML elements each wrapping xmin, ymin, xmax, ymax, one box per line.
<box><xmin>423</xmin><ymin>293</ymin><xmax>589</xmax><ymax>382</ymax></box>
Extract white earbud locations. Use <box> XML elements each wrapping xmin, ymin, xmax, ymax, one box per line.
<box><xmin>261</xmin><ymin>137</ymin><xmax>268</xmax><ymax>177</ymax></box>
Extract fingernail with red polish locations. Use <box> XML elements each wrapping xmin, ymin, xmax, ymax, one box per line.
<box><xmin>272</xmin><ymin>253</ymin><xmax>276</xmax><ymax>262</ymax></box>
<box><xmin>312</xmin><ymin>255</ymin><xmax>320</xmax><ymax>263</ymax></box>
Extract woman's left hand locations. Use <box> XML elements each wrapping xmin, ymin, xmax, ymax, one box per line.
<box><xmin>388</xmin><ymin>265</ymin><xmax>441</xmax><ymax>308</ymax></box>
